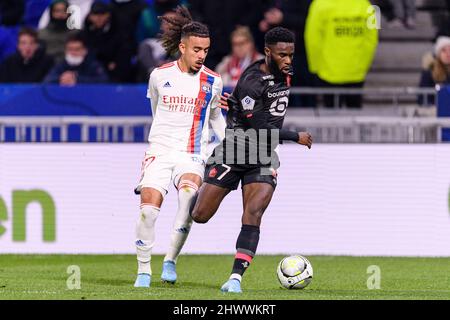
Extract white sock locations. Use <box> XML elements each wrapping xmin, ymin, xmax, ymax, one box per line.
<box><xmin>230</xmin><ymin>274</ymin><xmax>242</xmax><ymax>283</ymax></box>
<box><xmin>136</xmin><ymin>204</ymin><xmax>160</xmax><ymax>275</ymax></box>
<box><xmin>164</xmin><ymin>180</ymin><xmax>198</xmax><ymax>263</ymax></box>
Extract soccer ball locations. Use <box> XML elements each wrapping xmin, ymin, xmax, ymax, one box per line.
<box><xmin>277</xmin><ymin>255</ymin><xmax>313</xmax><ymax>290</ymax></box>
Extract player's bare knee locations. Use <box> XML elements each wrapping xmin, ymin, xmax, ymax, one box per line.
<box><xmin>244</xmin><ymin>200</ymin><xmax>269</xmax><ymax>219</ymax></box>
<box><xmin>140</xmin><ymin>188</ymin><xmax>164</xmax><ymax>207</ymax></box>
<box><xmin>192</xmin><ymin>212</ymin><xmax>209</xmax><ymax>224</ymax></box>
<box><xmin>191</xmin><ymin>207</ymin><xmax>211</xmax><ymax>224</ymax></box>
<box><xmin>243</xmin><ymin>208</ymin><xmax>265</xmax><ymax>225</ymax></box>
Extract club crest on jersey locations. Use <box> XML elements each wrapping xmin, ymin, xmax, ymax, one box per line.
<box><xmin>201</xmin><ymin>82</ymin><xmax>212</xmax><ymax>94</ymax></box>
<box><xmin>209</xmin><ymin>167</ymin><xmax>218</xmax><ymax>178</ymax></box>
<box><xmin>242</xmin><ymin>96</ymin><xmax>255</xmax><ymax>111</ymax></box>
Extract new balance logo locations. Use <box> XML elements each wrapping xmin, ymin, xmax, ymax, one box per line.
<box><xmin>163</xmin><ymin>82</ymin><xmax>172</xmax><ymax>88</ymax></box>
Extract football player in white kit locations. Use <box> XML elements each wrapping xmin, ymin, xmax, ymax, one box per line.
<box><xmin>133</xmin><ymin>6</ymin><xmax>228</xmax><ymax>288</ymax></box>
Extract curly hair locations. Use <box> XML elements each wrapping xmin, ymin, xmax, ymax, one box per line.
<box><xmin>159</xmin><ymin>6</ymin><xmax>210</xmax><ymax>56</ymax></box>
<box><xmin>265</xmin><ymin>27</ymin><xmax>295</xmax><ymax>46</ymax></box>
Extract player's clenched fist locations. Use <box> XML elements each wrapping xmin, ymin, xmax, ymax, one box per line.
<box><xmin>298</xmin><ymin>132</ymin><xmax>313</xmax><ymax>149</ymax></box>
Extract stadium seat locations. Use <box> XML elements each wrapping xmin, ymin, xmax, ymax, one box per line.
<box><xmin>23</xmin><ymin>0</ymin><xmax>51</xmax><ymax>28</ymax></box>
<box><xmin>0</xmin><ymin>26</ymin><xmax>18</xmax><ymax>63</ymax></box>
<box><xmin>366</xmin><ymin>0</ymin><xmax>446</xmax><ymax>106</ymax></box>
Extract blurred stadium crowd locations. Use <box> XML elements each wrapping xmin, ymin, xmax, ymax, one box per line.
<box><xmin>0</xmin><ymin>0</ymin><xmax>449</xmax><ymax>108</ymax></box>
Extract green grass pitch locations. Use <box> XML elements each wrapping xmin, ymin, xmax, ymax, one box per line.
<box><xmin>0</xmin><ymin>255</ymin><xmax>449</xmax><ymax>300</ymax></box>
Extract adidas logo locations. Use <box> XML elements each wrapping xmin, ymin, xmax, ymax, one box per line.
<box><xmin>163</xmin><ymin>82</ymin><xmax>172</xmax><ymax>88</ymax></box>
<box><xmin>135</xmin><ymin>240</ymin><xmax>146</xmax><ymax>247</ymax></box>
<box><xmin>176</xmin><ymin>227</ymin><xmax>189</xmax><ymax>234</ymax></box>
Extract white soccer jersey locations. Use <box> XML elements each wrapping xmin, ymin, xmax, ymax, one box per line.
<box><xmin>146</xmin><ymin>61</ymin><xmax>225</xmax><ymax>159</ymax></box>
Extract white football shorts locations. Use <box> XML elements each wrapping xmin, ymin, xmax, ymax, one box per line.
<box><xmin>135</xmin><ymin>149</ymin><xmax>206</xmax><ymax>197</ymax></box>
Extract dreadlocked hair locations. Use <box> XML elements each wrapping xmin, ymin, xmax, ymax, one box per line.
<box><xmin>159</xmin><ymin>6</ymin><xmax>210</xmax><ymax>56</ymax></box>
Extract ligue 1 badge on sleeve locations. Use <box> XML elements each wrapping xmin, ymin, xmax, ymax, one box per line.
<box><xmin>242</xmin><ymin>96</ymin><xmax>255</xmax><ymax>111</ymax></box>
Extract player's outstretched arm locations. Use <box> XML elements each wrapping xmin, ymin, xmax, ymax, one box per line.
<box><xmin>246</xmin><ymin>112</ymin><xmax>310</xmax><ymax>148</ymax></box>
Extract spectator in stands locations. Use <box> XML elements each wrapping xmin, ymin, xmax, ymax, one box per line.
<box><xmin>136</xmin><ymin>11</ymin><xmax>178</xmax><ymax>82</ymax></box>
<box><xmin>110</xmin><ymin>0</ymin><xmax>147</xmax><ymax>53</ymax></box>
<box><xmin>0</xmin><ymin>27</ymin><xmax>54</xmax><ymax>83</ymax></box>
<box><xmin>0</xmin><ymin>26</ymin><xmax>17</xmax><ymax>63</ymax></box>
<box><xmin>436</xmin><ymin>0</ymin><xmax>450</xmax><ymax>38</ymax></box>
<box><xmin>0</xmin><ymin>0</ymin><xmax>24</xmax><ymax>63</ymax></box>
<box><xmin>135</xmin><ymin>0</ymin><xmax>183</xmax><ymax>44</ymax></box>
<box><xmin>106</xmin><ymin>0</ymin><xmax>148</xmax><ymax>81</ymax></box>
<box><xmin>189</xmin><ymin>0</ymin><xmax>265</xmax><ymax>68</ymax></box>
<box><xmin>83</xmin><ymin>1</ymin><xmax>133</xmax><ymax>82</ymax></box>
<box><xmin>44</xmin><ymin>32</ymin><xmax>108</xmax><ymax>85</ymax></box>
<box><xmin>418</xmin><ymin>36</ymin><xmax>450</xmax><ymax>105</ymax></box>
<box><xmin>216</xmin><ymin>26</ymin><xmax>264</xmax><ymax>89</ymax></box>
<box><xmin>305</xmin><ymin>0</ymin><xmax>378</xmax><ymax>109</ymax></box>
<box><xmin>38</xmin><ymin>0</ymin><xmax>77</xmax><ymax>63</ymax></box>
<box><xmin>0</xmin><ymin>0</ymin><xmax>25</xmax><ymax>26</ymax></box>
<box><xmin>259</xmin><ymin>0</ymin><xmax>314</xmax><ymax>107</ymax></box>
<box><xmin>387</xmin><ymin>0</ymin><xmax>416</xmax><ymax>29</ymax></box>
<box><xmin>38</xmin><ymin>0</ymin><xmax>94</xmax><ymax>30</ymax></box>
